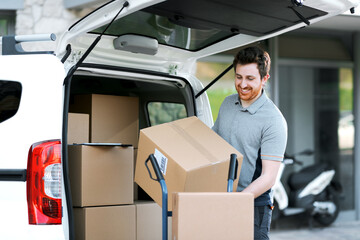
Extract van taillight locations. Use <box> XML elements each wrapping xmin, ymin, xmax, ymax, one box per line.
<box><xmin>27</xmin><ymin>140</ymin><xmax>62</xmax><ymax>225</ymax></box>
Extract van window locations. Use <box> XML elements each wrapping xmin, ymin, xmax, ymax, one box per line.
<box><xmin>0</xmin><ymin>80</ymin><xmax>22</xmax><ymax>123</ymax></box>
<box><xmin>148</xmin><ymin>102</ymin><xmax>187</xmax><ymax>126</ymax></box>
<box><xmin>91</xmin><ymin>11</ymin><xmax>234</xmax><ymax>51</ymax></box>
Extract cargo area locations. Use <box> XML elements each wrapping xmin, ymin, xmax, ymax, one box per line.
<box><xmin>65</xmin><ymin>67</ymin><xmax>252</xmax><ymax>240</ymax></box>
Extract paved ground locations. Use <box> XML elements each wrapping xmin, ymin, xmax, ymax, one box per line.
<box><xmin>270</xmin><ymin>221</ymin><xmax>360</xmax><ymax>240</ymax></box>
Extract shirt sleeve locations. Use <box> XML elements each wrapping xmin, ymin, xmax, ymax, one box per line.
<box><xmin>260</xmin><ymin>115</ymin><xmax>288</xmax><ymax>162</ymax></box>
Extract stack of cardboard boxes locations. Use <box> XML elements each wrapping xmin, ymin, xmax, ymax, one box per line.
<box><xmin>68</xmin><ymin>94</ymin><xmax>168</xmax><ymax>240</ymax></box>
<box><xmin>134</xmin><ymin>116</ymin><xmax>254</xmax><ymax>239</ymax></box>
<box><xmin>68</xmin><ymin>94</ymin><xmax>254</xmax><ymax>240</ymax></box>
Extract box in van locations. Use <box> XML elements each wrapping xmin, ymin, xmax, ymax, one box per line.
<box><xmin>68</xmin><ymin>144</ymin><xmax>134</xmax><ymax>207</ymax></box>
<box><xmin>135</xmin><ymin>201</ymin><xmax>172</xmax><ymax>240</ymax></box>
<box><xmin>68</xmin><ymin>113</ymin><xmax>89</xmax><ymax>144</ymax></box>
<box><xmin>73</xmin><ymin>205</ymin><xmax>136</xmax><ymax>240</ymax></box>
<box><xmin>70</xmin><ymin>94</ymin><xmax>139</xmax><ymax>147</ymax></box>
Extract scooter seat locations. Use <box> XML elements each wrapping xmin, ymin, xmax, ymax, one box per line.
<box><xmin>287</xmin><ymin>163</ymin><xmax>328</xmax><ymax>191</ymax></box>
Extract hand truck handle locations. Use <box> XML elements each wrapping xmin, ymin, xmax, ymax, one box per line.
<box><xmin>145</xmin><ymin>154</ymin><xmax>164</xmax><ymax>182</ymax></box>
<box><xmin>228</xmin><ymin>153</ymin><xmax>238</xmax><ymax>181</ymax></box>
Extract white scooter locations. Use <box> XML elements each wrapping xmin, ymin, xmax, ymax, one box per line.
<box><xmin>272</xmin><ymin>150</ymin><xmax>342</xmax><ymax>227</ymax></box>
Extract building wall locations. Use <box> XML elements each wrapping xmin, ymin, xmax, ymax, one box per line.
<box><xmin>15</xmin><ymin>0</ymin><xmax>93</xmax><ymax>51</ymax></box>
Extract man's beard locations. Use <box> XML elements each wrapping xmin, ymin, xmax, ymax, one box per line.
<box><xmin>237</xmin><ymin>85</ymin><xmax>262</xmax><ymax>102</ymax></box>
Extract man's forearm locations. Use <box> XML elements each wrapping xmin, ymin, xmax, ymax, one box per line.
<box><xmin>241</xmin><ymin>160</ymin><xmax>280</xmax><ymax>199</ymax></box>
<box><xmin>241</xmin><ymin>174</ymin><xmax>275</xmax><ymax>198</ymax></box>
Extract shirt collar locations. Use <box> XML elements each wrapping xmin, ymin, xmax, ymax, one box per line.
<box><xmin>235</xmin><ymin>90</ymin><xmax>268</xmax><ymax>115</ymax></box>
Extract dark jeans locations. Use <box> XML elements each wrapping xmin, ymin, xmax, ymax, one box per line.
<box><xmin>254</xmin><ymin>205</ymin><xmax>272</xmax><ymax>240</ymax></box>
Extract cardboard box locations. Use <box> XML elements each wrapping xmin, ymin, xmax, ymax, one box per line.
<box><xmin>69</xmin><ymin>94</ymin><xmax>139</xmax><ymax>147</ymax></box>
<box><xmin>172</xmin><ymin>192</ymin><xmax>254</xmax><ymax>240</ymax></box>
<box><xmin>74</xmin><ymin>205</ymin><xmax>136</xmax><ymax>240</ymax></box>
<box><xmin>135</xmin><ymin>201</ymin><xmax>172</xmax><ymax>240</ymax></box>
<box><xmin>134</xmin><ymin>150</ymin><xmax>152</xmax><ymax>201</ymax></box>
<box><xmin>68</xmin><ymin>113</ymin><xmax>89</xmax><ymax>144</ymax></box>
<box><xmin>68</xmin><ymin>144</ymin><xmax>134</xmax><ymax>207</ymax></box>
<box><xmin>134</xmin><ymin>116</ymin><xmax>243</xmax><ymax>211</ymax></box>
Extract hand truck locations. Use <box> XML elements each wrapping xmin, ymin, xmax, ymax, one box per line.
<box><xmin>145</xmin><ymin>153</ymin><xmax>239</xmax><ymax>240</ymax></box>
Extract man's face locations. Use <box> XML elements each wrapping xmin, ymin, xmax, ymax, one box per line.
<box><xmin>235</xmin><ymin>63</ymin><xmax>268</xmax><ymax>104</ymax></box>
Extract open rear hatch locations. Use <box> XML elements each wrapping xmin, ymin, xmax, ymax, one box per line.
<box><xmin>56</xmin><ymin>0</ymin><xmax>357</xmax><ymax>76</ymax></box>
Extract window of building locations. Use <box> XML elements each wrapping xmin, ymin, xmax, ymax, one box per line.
<box><xmin>0</xmin><ymin>11</ymin><xmax>15</xmax><ymax>35</ymax></box>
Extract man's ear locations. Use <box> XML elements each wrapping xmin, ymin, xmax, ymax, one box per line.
<box><xmin>262</xmin><ymin>74</ymin><xmax>270</xmax><ymax>86</ymax></box>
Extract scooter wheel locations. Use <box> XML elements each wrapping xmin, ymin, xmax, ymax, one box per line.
<box><xmin>313</xmin><ymin>191</ymin><xmax>340</xmax><ymax>226</ymax></box>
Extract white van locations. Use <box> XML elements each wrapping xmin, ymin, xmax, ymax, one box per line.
<box><xmin>0</xmin><ymin>0</ymin><xmax>358</xmax><ymax>239</ymax></box>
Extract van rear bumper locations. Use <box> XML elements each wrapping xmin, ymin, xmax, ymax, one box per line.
<box><xmin>0</xmin><ymin>169</ymin><xmax>26</xmax><ymax>181</ymax></box>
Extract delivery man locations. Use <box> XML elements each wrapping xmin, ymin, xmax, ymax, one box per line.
<box><xmin>212</xmin><ymin>46</ymin><xmax>288</xmax><ymax>239</ymax></box>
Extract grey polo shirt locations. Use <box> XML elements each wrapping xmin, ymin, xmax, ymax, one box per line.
<box><xmin>212</xmin><ymin>91</ymin><xmax>287</xmax><ymax>206</ymax></box>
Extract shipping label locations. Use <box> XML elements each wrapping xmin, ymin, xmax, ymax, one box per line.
<box><xmin>154</xmin><ymin>148</ymin><xmax>168</xmax><ymax>175</ymax></box>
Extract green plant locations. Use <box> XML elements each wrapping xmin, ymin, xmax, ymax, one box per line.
<box><xmin>207</xmin><ymin>88</ymin><xmax>236</xmax><ymax>121</ymax></box>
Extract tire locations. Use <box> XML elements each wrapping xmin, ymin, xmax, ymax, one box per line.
<box><xmin>313</xmin><ymin>189</ymin><xmax>340</xmax><ymax>226</ymax></box>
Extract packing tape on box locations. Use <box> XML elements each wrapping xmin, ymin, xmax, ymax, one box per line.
<box><xmin>169</xmin><ymin>122</ymin><xmax>221</xmax><ymax>165</ymax></box>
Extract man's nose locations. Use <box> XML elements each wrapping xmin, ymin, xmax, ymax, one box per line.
<box><xmin>240</xmin><ymin>79</ymin><xmax>248</xmax><ymax>88</ymax></box>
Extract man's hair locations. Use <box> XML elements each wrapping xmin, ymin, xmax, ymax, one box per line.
<box><xmin>233</xmin><ymin>46</ymin><xmax>271</xmax><ymax>79</ymax></box>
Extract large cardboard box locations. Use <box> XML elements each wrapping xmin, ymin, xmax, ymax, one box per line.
<box><xmin>69</xmin><ymin>94</ymin><xmax>139</xmax><ymax>147</ymax></box>
<box><xmin>135</xmin><ymin>201</ymin><xmax>172</xmax><ymax>240</ymax></box>
<box><xmin>74</xmin><ymin>205</ymin><xmax>136</xmax><ymax>240</ymax></box>
<box><xmin>68</xmin><ymin>144</ymin><xmax>134</xmax><ymax>207</ymax></box>
<box><xmin>68</xmin><ymin>113</ymin><xmax>89</xmax><ymax>144</ymax></box>
<box><xmin>134</xmin><ymin>116</ymin><xmax>243</xmax><ymax>211</ymax></box>
<box><xmin>172</xmin><ymin>192</ymin><xmax>254</xmax><ymax>240</ymax></box>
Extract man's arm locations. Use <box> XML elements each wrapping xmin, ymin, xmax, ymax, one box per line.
<box><xmin>241</xmin><ymin>159</ymin><xmax>281</xmax><ymax>198</ymax></box>
<box><xmin>242</xmin><ymin>113</ymin><xmax>287</xmax><ymax>198</ymax></box>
